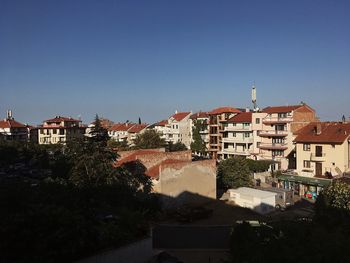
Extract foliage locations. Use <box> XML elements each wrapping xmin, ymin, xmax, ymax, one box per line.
<box><xmin>89</xmin><ymin>114</ymin><xmax>110</xmax><ymax>145</ymax></box>
<box><xmin>107</xmin><ymin>138</ymin><xmax>130</xmax><ymax>151</ymax></box>
<box><xmin>166</xmin><ymin>141</ymin><xmax>188</xmax><ymax>152</ymax></box>
<box><xmin>315</xmin><ymin>181</ymin><xmax>350</xmax><ymax>226</ymax></box>
<box><xmin>217</xmin><ymin>157</ymin><xmax>253</xmax><ymax>189</ymax></box>
<box><xmin>230</xmin><ymin>220</ymin><xmax>350</xmax><ymax>263</ymax></box>
<box><xmin>246</xmin><ymin>159</ymin><xmax>272</xmax><ymax>173</ymax></box>
<box><xmin>133</xmin><ymin>129</ymin><xmax>165</xmax><ymax>149</ymax></box>
<box><xmin>190</xmin><ymin>119</ymin><xmax>207</xmax><ymax>155</ymax></box>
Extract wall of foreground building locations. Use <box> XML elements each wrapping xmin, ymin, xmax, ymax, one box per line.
<box><xmin>159</xmin><ymin>159</ymin><xmax>216</xmax><ymax>208</ymax></box>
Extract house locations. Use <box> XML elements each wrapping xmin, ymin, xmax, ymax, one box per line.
<box><xmin>115</xmin><ymin>149</ymin><xmax>216</xmax><ymax>208</ymax></box>
<box><xmin>208</xmin><ymin>107</ymin><xmax>241</xmax><ymax>159</ymax></box>
<box><xmin>279</xmin><ymin>122</ymin><xmax>350</xmax><ymax>198</ymax></box>
<box><xmin>221</xmin><ymin>112</ymin><xmax>253</xmax><ymax>159</ymax></box>
<box><xmin>38</xmin><ymin>116</ymin><xmax>86</xmax><ymax>144</ymax></box>
<box><xmin>255</xmin><ymin>103</ymin><xmax>317</xmax><ymax>170</ymax></box>
<box><xmin>0</xmin><ymin>110</ymin><xmax>29</xmax><ymax>142</ymax></box>
<box><xmin>108</xmin><ymin>122</ymin><xmax>148</xmax><ymax>146</ymax></box>
<box><xmin>148</xmin><ymin>120</ymin><xmax>168</xmax><ymax>141</ymax></box>
<box><xmin>228</xmin><ymin>187</ymin><xmax>277</xmax><ymax>214</ymax></box>
<box><xmin>162</xmin><ymin>111</ymin><xmax>192</xmax><ymax>148</ymax></box>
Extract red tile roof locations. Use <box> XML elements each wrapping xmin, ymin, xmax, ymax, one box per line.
<box><xmin>294</xmin><ymin>122</ymin><xmax>350</xmax><ymax>144</ymax></box>
<box><xmin>115</xmin><ymin>150</ymin><xmax>159</xmax><ymax>167</ymax></box>
<box><xmin>190</xmin><ymin>111</ymin><xmax>209</xmax><ymax>119</ymax></box>
<box><xmin>171</xmin><ymin>112</ymin><xmax>191</xmax><ymax>121</ymax></box>
<box><xmin>128</xmin><ymin>124</ymin><xmax>148</xmax><ymax>133</ymax></box>
<box><xmin>109</xmin><ymin>123</ymin><xmax>134</xmax><ymax>131</ymax></box>
<box><xmin>156</xmin><ymin>120</ymin><xmax>168</xmax><ymax>126</ymax></box>
<box><xmin>208</xmin><ymin>107</ymin><xmax>241</xmax><ymax>115</ymax></box>
<box><xmin>0</xmin><ymin>119</ymin><xmax>27</xmax><ymax>129</ymax></box>
<box><xmin>227</xmin><ymin>112</ymin><xmax>252</xmax><ymax>123</ymax></box>
<box><xmin>45</xmin><ymin>116</ymin><xmax>80</xmax><ymax>123</ymax></box>
<box><xmin>262</xmin><ymin>105</ymin><xmax>302</xmax><ymax>114</ymax></box>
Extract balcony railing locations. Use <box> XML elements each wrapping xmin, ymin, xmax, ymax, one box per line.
<box><xmin>258</xmin><ymin>130</ymin><xmax>288</xmax><ymax>137</ymax></box>
<box><xmin>310</xmin><ymin>153</ymin><xmax>326</xmax><ymax>162</ymax></box>
<box><xmin>258</xmin><ymin>143</ymin><xmax>288</xmax><ymax>150</ymax></box>
<box><xmin>224</xmin><ymin>126</ymin><xmax>252</xmax><ymax>132</ymax></box>
<box><xmin>222</xmin><ymin>137</ymin><xmax>253</xmax><ymax>143</ymax></box>
<box><xmin>221</xmin><ymin>149</ymin><xmax>251</xmax><ymax>156</ymax></box>
<box><xmin>262</xmin><ymin>117</ymin><xmax>293</xmax><ymax>124</ymax></box>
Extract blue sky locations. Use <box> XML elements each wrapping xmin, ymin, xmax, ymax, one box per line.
<box><xmin>0</xmin><ymin>0</ymin><xmax>349</xmax><ymax>125</ymax></box>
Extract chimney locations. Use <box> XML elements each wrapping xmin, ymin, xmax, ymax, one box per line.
<box><xmin>6</xmin><ymin>110</ymin><xmax>13</xmax><ymax>120</ymax></box>
<box><xmin>315</xmin><ymin>123</ymin><xmax>322</xmax><ymax>135</ymax></box>
<box><xmin>175</xmin><ymin>110</ymin><xmax>178</xmax><ymax>114</ymax></box>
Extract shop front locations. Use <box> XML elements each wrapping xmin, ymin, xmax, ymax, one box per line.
<box><xmin>278</xmin><ymin>174</ymin><xmax>332</xmax><ymax>200</ymax></box>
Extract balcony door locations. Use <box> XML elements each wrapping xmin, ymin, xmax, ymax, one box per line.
<box><xmin>315</xmin><ymin>146</ymin><xmax>323</xmax><ymax>157</ymax></box>
<box><xmin>316</xmin><ymin>162</ymin><xmax>322</xmax><ymax>176</ymax></box>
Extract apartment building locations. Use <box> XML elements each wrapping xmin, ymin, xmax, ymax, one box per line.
<box><xmin>0</xmin><ymin>111</ymin><xmax>28</xmax><ymax>142</ymax></box>
<box><xmin>221</xmin><ymin>112</ymin><xmax>253</xmax><ymax>159</ymax></box>
<box><xmin>190</xmin><ymin>112</ymin><xmax>210</xmax><ymax>154</ymax></box>
<box><xmin>38</xmin><ymin>116</ymin><xmax>86</xmax><ymax>144</ymax></box>
<box><xmin>108</xmin><ymin>123</ymin><xmax>148</xmax><ymax>146</ymax></box>
<box><xmin>163</xmin><ymin>111</ymin><xmax>192</xmax><ymax>149</ymax></box>
<box><xmin>279</xmin><ymin>122</ymin><xmax>350</xmax><ymax>198</ymax></box>
<box><xmin>148</xmin><ymin>120</ymin><xmax>168</xmax><ymax>140</ymax></box>
<box><xmin>255</xmin><ymin>104</ymin><xmax>317</xmax><ymax>170</ymax></box>
<box><xmin>208</xmin><ymin>107</ymin><xmax>241</xmax><ymax>159</ymax></box>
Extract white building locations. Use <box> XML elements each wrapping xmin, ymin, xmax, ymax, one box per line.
<box><xmin>228</xmin><ymin>187</ymin><xmax>277</xmax><ymax>215</ymax></box>
<box><xmin>163</xmin><ymin>111</ymin><xmax>192</xmax><ymax>148</ymax></box>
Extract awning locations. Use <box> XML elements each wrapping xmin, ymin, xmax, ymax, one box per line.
<box><xmin>278</xmin><ymin>174</ymin><xmax>332</xmax><ymax>187</ymax></box>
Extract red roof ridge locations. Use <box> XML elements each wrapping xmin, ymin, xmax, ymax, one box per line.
<box><xmin>208</xmin><ymin>107</ymin><xmax>241</xmax><ymax>115</ymax></box>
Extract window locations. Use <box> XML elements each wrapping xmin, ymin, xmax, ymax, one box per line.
<box><xmin>59</xmin><ymin>129</ymin><xmax>64</xmax><ymax>135</ymax></box>
<box><xmin>303</xmin><ymin>144</ymin><xmax>310</xmax><ymax>151</ymax></box>
<box><xmin>272</xmin><ymin>150</ymin><xmax>284</xmax><ymax>157</ymax></box>
<box><xmin>278</xmin><ymin>113</ymin><xmax>287</xmax><ymax>118</ymax></box>
<box><xmin>255</xmin><ymin>118</ymin><xmax>260</xmax><ymax>124</ymax></box>
<box><xmin>303</xmin><ymin>160</ymin><xmax>311</xmax><ymax>168</ymax></box>
<box><xmin>232</xmin><ymin>123</ymin><xmax>236</xmax><ymax>126</ymax></box>
<box><xmin>40</xmin><ymin>129</ymin><xmax>44</xmax><ymax>134</ymax></box>
<box><xmin>224</xmin><ymin>143</ymin><xmax>229</xmax><ymax>149</ymax></box>
<box><xmin>257</xmin><ymin>142</ymin><xmax>261</xmax><ymax>148</ymax></box>
<box><xmin>244</xmin><ymin>132</ymin><xmax>250</xmax><ymax>138</ymax></box>
<box><xmin>232</xmin><ymin>132</ymin><xmax>236</xmax><ymax>137</ymax></box>
<box><xmin>243</xmin><ymin>123</ymin><xmax>250</xmax><ymax>127</ymax></box>
<box><xmin>53</xmin><ymin>129</ymin><xmax>57</xmax><ymax>134</ymax></box>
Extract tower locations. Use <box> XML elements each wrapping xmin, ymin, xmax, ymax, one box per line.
<box><xmin>251</xmin><ymin>82</ymin><xmax>257</xmax><ymax>111</ymax></box>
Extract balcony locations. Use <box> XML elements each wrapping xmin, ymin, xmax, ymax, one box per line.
<box><xmin>224</xmin><ymin>126</ymin><xmax>252</xmax><ymax>132</ymax></box>
<box><xmin>262</xmin><ymin>117</ymin><xmax>293</xmax><ymax>124</ymax></box>
<box><xmin>222</xmin><ymin>137</ymin><xmax>253</xmax><ymax>143</ymax></box>
<box><xmin>221</xmin><ymin>149</ymin><xmax>251</xmax><ymax>156</ymax></box>
<box><xmin>258</xmin><ymin>130</ymin><xmax>288</xmax><ymax>137</ymax></box>
<box><xmin>258</xmin><ymin>143</ymin><xmax>288</xmax><ymax>150</ymax></box>
<box><xmin>310</xmin><ymin>153</ymin><xmax>326</xmax><ymax>162</ymax></box>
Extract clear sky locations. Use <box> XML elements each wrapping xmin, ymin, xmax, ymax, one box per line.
<box><xmin>0</xmin><ymin>0</ymin><xmax>349</xmax><ymax>125</ymax></box>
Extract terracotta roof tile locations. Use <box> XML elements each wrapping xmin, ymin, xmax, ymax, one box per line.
<box><xmin>294</xmin><ymin>122</ymin><xmax>350</xmax><ymax>144</ymax></box>
<box><xmin>45</xmin><ymin>116</ymin><xmax>80</xmax><ymax>123</ymax></box>
<box><xmin>190</xmin><ymin>112</ymin><xmax>209</xmax><ymax>119</ymax></box>
<box><xmin>109</xmin><ymin>123</ymin><xmax>135</xmax><ymax>131</ymax></box>
<box><xmin>0</xmin><ymin>119</ymin><xmax>27</xmax><ymax>129</ymax></box>
<box><xmin>171</xmin><ymin>112</ymin><xmax>191</xmax><ymax>121</ymax></box>
<box><xmin>227</xmin><ymin>112</ymin><xmax>252</xmax><ymax>123</ymax></box>
<box><xmin>208</xmin><ymin>107</ymin><xmax>241</xmax><ymax>115</ymax></box>
<box><xmin>128</xmin><ymin>124</ymin><xmax>148</xmax><ymax>133</ymax></box>
<box><xmin>262</xmin><ymin>105</ymin><xmax>302</xmax><ymax>114</ymax></box>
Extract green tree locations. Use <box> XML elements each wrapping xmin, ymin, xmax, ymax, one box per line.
<box><xmin>89</xmin><ymin>114</ymin><xmax>110</xmax><ymax>145</ymax></box>
<box><xmin>133</xmin><ymin>129</ymin><xmax>165</xmax><ymax>149</ymax></box>
<box><xmin>190</xmin><ymin>119</ymin><xmax>207</xmax><ymax>155</ymax></box>
<box><xmin>107</xmin><ymin>138</ymin><xmax>130</xmax><ymax>151</ymax></box>
<box><xmin>217</xmin><ymin>157</ymin><xmax>253</xmax><ymax>189</ymax></box>
<box><xmin>166</xmin><ymin>141</ymin><xmax>187</xmax><ymax>152</ymax></box>
<box><xmin>246</xmin><ymin>159</ymin><xmax>272</xmax><ymax>173</ymax></box>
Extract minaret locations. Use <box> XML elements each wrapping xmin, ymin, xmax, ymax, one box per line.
<box><xmin>251</xmin><ymin>82</ymin><xmax>257</xmax><ymax>111</ymax></box>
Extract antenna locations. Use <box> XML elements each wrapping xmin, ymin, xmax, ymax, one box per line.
<box><xmin>251</xmin><ymin>81</ymin><xmax>257</xmax><ymax>111</ymax></box>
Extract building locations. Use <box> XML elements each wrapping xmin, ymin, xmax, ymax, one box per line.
<box><xmin>278</xmin><ymin>122</ymin><xmax>350</xmax><ymax>198</ymax></box>
<box><xmin>108</xmin><ymin>122</ymin><xmax>148</xmax><ymax>146</ymax></box>
<box><xmin>221</xmin><ymin>112</ymin><xmax>253</xmax><ymax>159</ymax></box>
<box><xmin>148</xmin><ymin>120</ymin><xmax>168</xmax><ymax>141</ymax></box>
<box><xmin>38</xmin><ymin>116</ymin><xmax>86</xmax><ymax>144</ymax></box>
<box><xmin>190</xmin><ymin>111</ymin><xmax>210</xmax><ymax>155</ymax></box>
<box><xmin>163</xmin><ymin>111</ymin><xmax>192</xmax><ymax>148</ymax></box>
<box><xmin>0</xmin><ymin>110</ymin><xmax>28</xmax><ymax>141</ymax></box>
<box><xmin>255</xmin><ymin>103</ymin><xmax>317</xmax><ymax>170</ymax></box>
<box><xmin>115</xmin><ymin>149</ymin><xmax>216</xmax><ymax>207</ymax></box>
<box><xmin>208</xmin><ymin>107</ymin><xmax>241</xmax><ymax>159</ymax></box>
<box><xmin>228</xmin><ymin>187</ymin><xmax>277</xmax><ymax>215</ymax></box>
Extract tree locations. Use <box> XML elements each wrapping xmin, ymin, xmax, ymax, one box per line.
<box><xmin>190</xmin><ymin>119</ymin><xmax>207</xmax><ymax>155</ymax></box>
<box><xmin>166</xmin><ymin>142</ymin><xmax>187</xmax><ymax>152</ymax></box>
<box><xmin>107</xmin><ymin>138</ymin><xmax>130</xmax><ymax>151</ymax></box>
<box><xmin>217</xmin><ymin>157</ymin><xmax>253</xmax><ymax>189</ymax></box>
<box><xmin>133</xmin><ymin>129</ymin><xmax>165</xmax><ymax>149</ymax></box>
<box><xmin>246</xmin><ymin>159</ymin><xmax>272</xmax><ymax>173</ymax></box>
<box><xmin>89</xmin><ymin>114</ymin><xmax>110</xmax><ymax>145</ymax></box>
